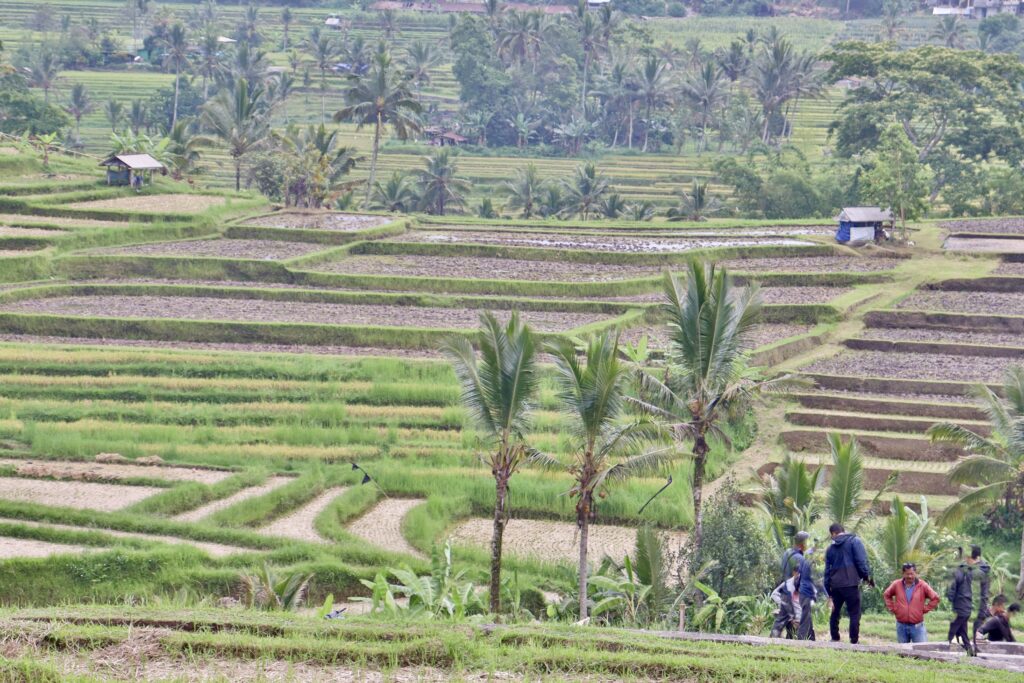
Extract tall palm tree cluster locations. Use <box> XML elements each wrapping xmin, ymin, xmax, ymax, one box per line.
<box><xmin>453</xmin><ymin>11</ymin><xmax>821</xmax><ymax>153</ymax></box>
<box><xmin>446</xmin><ymin>263</ymin><xmax>779</xmax><ymax>619</ymax></box>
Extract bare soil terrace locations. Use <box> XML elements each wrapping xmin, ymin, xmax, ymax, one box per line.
<box><xmin>0</xmin><ymin>214</ymin><xmax>126</xmax><ymax>229</ymax></box>
<box><xmin>0</xmin><ymin>458</ymin><xmax>231</xmax><ymax>485</ymax></box>
<box><xmin>346</xmin><ymin>498</ymin><xmax>424</xmax><ymax>558</ymax></box>
<box><xmin>802</xmin><ymin>350</ymin><xmax>1012</xmax><ymax>383</ymax></box>
<box><xmin>940</xmin><ymin>218</ymin><xmax>1024</xmax><ymax>235</ymax></box>
<box><xmin>0</xmin><ymin>537</ymin><xmax>87</xmax><ymax>559</ymax></box>
<box><xmin>718</xmin><ymin>256</ymin><xmax>900</xmax><ymax>272</ymax></box>
<box><xmin>240</xmin><ymin>212</ymin><xmax>393</xmax><ymax>231</ymax></box>
<box><xmin>0</xmin><ymin>295</ymin><xmax>612</xmax><ymax>332</ymax></box>
<box><xmin>0</xmin><ymin>333</ymin><xmax>443</xmax><ymax>358</ymax></box>
<box><xmin>858</xmin><ymin>327</ymin><xmax>1024</xmax><ymax>347</ymax></box>
<box><xmin>611</xmin><ymin>286</ymin><xmax>849</xmax><ymax>305</ymax></box>
<box><xmin>621</xmin><ymin>323</ymin><xmax>811</xmax><ymax>352</ymax></box>
<box><xmin>388</xmin><ymin>230</ymin><xmax>811</xmax><ymax>252</ymax></box>
<box><xmin>311</xmin><ymin>254</ymin><xmax>667</xmax><ymax>281</ymax></box>
<box><xmin>993</xmin><ymin>261</ymin><xmax>1024</xmax><ymax>276</ymax></box>
<box><xmin>88</xmin><ymin>238</ymin><xmax>327</xmax><ymax>260</ymax></box>
<box><xmin>67</xmin><ymin>195</ymin><xmax>229</xmax><ymax>214</ymax></box>
<box><xmin>943</xmin><ymin>236</ymin><xmax>1024</xmax><ymax>253</ymax></box>
<box><xmin>0</xmin><ymin>477</ymin><xmax>160</xmax><ymax>512</ymax></box>
<box><xmin>0</xmin><ymin>227</ymin><xmax>67</xmax><ymax>237</ymax></box>
<box><xmin>895</xmin><ymin>290</ymin><xmax>1024</xmax><ymax>315</ymax></box>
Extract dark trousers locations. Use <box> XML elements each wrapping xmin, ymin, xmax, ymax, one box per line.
<box><xmin>949</xmin><ymin>614</ymin><xmax>971</xmax><ymax>648</ymax></box>
<box><xmin>797</xmin><ymin>593</ymin><xmax>815</xmax><ymax>641</ymax></box>
<box><xmin>829</xmin><ymin>585</ymin><xmax>862</xmax><ymax>644</ymax></box>
<box><xmin>973</xmin><ymin>608</ymin><xmax>991</xmax><ymax>642</ymax></box>
<box><xmin>770</xmin><ymin>593</ymin><xmax>795</xmax><ymax>638</ymax></box>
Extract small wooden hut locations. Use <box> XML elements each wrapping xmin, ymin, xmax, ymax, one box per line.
<box><xmin>835</xmin><ymin>207</ymin><xmax>893</xmax><ymax>245</ymax></box>
<box><xmin>99</xmin><ymin>153</ymin><xmax>166</xmax><ymax>187</ymax></box>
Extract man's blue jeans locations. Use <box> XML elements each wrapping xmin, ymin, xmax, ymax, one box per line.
<box><xmin>896</xmin><ymin>621</ymin><xmax>927</xmax><ymax>643</ymax></box>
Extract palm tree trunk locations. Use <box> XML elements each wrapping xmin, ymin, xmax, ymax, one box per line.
<box><xmin>365</xmin><ymin>113</ymin><xmax>382</xmax><ymax>205</ymax></box>
<box><xmin>691</xmin><ymin>437</ymin><xmax>709</xmax><ymax>555</ymax></box>
<box><xmin>235</xmin><ymin>158</ymin><xmax>241</xmax><ymax>192</ymax></box>
<box><xmin>172</xmin><ymin>65</ymin><xmax>181</xmax><ymax>129</ymax></box>
<box><xmin>1018</xmin><ymin>522</ymin><xmax>1024</xmax><ymax>599</ymax></box>
<box><xmin>490</xmin><ymin>475</ymin><xmax>509</xmax><ymax>614</ymax></box>
<box><xmin>581</xmin><ymin>53</ymin><xmax>589</xmax><ymax>111</ymax></box>
<box><xmin>627</xmin><ymin>104</ymin><xmax>634</xmax><ymax>150</ymax></box>
<box><xmin>578</xmin><ymin>502</ymin><xmax>591</xmax><ymax>620</ymax></box>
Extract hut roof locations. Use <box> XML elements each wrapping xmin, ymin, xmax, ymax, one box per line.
<box><xmin>99</xmin><ymin>153</ymin><xmax>165</xmax><ymax>171</ymax></box>
<box><xmin>837</xmin><ymin>207</ymin><xmax>893</xmax><ymax>223</ymax></box>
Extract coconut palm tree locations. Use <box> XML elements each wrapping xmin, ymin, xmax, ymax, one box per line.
<box><xmin>507</xmin><ymin>112</ymin><xmax>540</xmax><ymax>149</ymax></box>
<box><xmin>442</xmin><ymin>312</ymin><xmax>540</xmax><ymax>614</ymax></box>
<box><xmin>679</xmin><ymin>63</ymin><xmax>727</xmax><ymax>154</ymax></box>
<box><xmin>756</xmin><ymin>455</ymin><xmax>822</xmax><ymax>549</ymax></box>
<box><xmin>630</xmin><ymin>265</ymin><xmax>795</xmax><ymax>555</ymax></box>
<box><xmin>64</xmin><ymin>83</ymin><xmax>94</xmax><ymax>138</ymax></box>
<box><xmin>128</xmin><ymin>99</ymin><xmax>148</xmax><ymax>135</ymax></box>
<box><xmin>104</xmin><ymin>99</ymin><xmax>125</xmax><ymax>133</ymax></box>
<box><xmin>403</xmin><ymin>40</ymin><xmax>441</xmax><ymax>98</ymax></box>
<box><xmin>868</xmin><ymin>496</ymin><xmax>942</xmax><ymax>583</ymax></box>
<box><xmin>928</xmin><ymin>367</ymin><xmax>1024</xmax><ymax>598</ymax></box>
<box><xmin>161</xmin><ymin>23</ymin><xmax>190</xmax><ymax>129</ymax></box>
<box><xmin>278</xmin><ymin>124</ymin><xmax>361</xmax><ymax>208</ymax></box>
<box><xmin>198</xmin><ymin>78</ymin><xmax>269</xmax><ymax>191</ymax></box>
<box><xmin>501</xmin><ymin>164</ymin><xmax>546</xmax><ymax>218</ymax></box>
<box><xmin>626</xmin><ymin>201</ymin><xmax>656</xmax><ymax>222</ymax></box>
<box><xmin>25</xmin><ymin>49</ymin><xmax>60</xmax><ymax>104</ymax></box>
<box><xmin>281</xmin><ymin>7</ymin><xmax>293</xmax><ymax>51</ymax></box>
<box><xmin>636</xmin><ymin>54</ymin><xmax>671</xmax><ymax>152</ymax></box>
<box><xmin>667</xmin><ymin>180</ymin><xmax>722</xmax><ymax>222</ymax></box>
<box><xmin>416</xmin><ymin>149</ymin><xmax>471</xmax><ymax>216</ymax></box>
<box><xmin>560</xmin><ymin>162</ymin><xmax>608</xmax><ymax>220</ymax></box>
<box><xmin>195</xmin><ymin>30</ymin><xmax>222</xmax><ymax>100</ymax></box>
<box><xmin>369</xmin><ymin>171</ymin><xmax>417</xmax><ymax>212</ymax></box>
<box><xmin>825</xmin><ymin>433</ymin><xmax>896</xmax><ymax>531</ymax></box>
<box><xmin>166</xmin><ymin>118</ymin><xmax>202</xmax><ymax>179</ymax></box>
<box><xmin>536</xmin><ymin>333</ymin><xmax>671</xmax><ymax>620</ymax></box>
<box><xmin>304</xmin><ymin>32</ymin><xmax>341</xmax><ymax>124</ymax></box>
<box><xmin>930</xmin><ymin>15</ymin><xmax>967</xmax><ymax>49</ymax></box>
<box><xmin>335</xmin><ymin>49</ymin><xmax>422</xmax><ymax>205</ymax></box>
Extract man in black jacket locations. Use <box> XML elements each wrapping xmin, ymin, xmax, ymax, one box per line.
<box><xmin>967</xmin><ymin>545</ymin><xmax>992</xmax><ymax>645</ymax></box>
<box><xmin>979</xmin><ymin>596</ymin><xmax>1019</xmax><ymax>643</ymax></box>
<box><xmin>824</xmin><ymin>523</ymin><xmax>873</xmax><ymax>644</ymax></box>
<box><xmin>947</xmin><ymin>550</ymin><xmax>979</xmax><ymax>653</ymax></box>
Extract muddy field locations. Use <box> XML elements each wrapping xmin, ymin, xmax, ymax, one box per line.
<box><xmin>859</xmin><ymin>327</ymin><xmax>1024</xmax><ymax>347</ymax></box>
<box><xmin>0</xmin><ymin>214</ymin><xmax>126</xmax><ymax>229</ymax></box>
<box><xmin>346</xmin><ymin>498</ymin><xmax>424</xmax><ymax>558</ymax></box>
<box><xmin>90</xmin><ymin>238</ymin><xmax>327</xmax><ymax>260</ymax></box>
<box><xmin>0</xmin><ymin>458</ymin><xmax>231</xmax><ymax>485</ymax></box>
<box><xmin>718</xmin><ymin>256</ymin><xmax>899</xmax><ymax>273</ymax></box>
<box><xmin>940</xmin><ymin>218</ymin><xmax>1024</xmax><ymax>235</ymax></box>
<box><xmin>260</xmin><ymin>487</ymin><xmax>348</xmax><ymax>543</ymax></box>
<box><xmin>0</xmin><ymin>537</ymin><xmax>87</xmax><ymax>559</ymax></box>
<box><xmin>312</xmin><ymin>254</ymin><xmax>668</xmax><ymax>282</ymax></box>
<box><xmin>802</xmin><ymin>350</ymin><xmax>1012</xmax><ymax>383</ymax></box>
<box><xmin>0</xmin><ymin>295</ymin><xmax>611</xmax><ymax>332</ymax></box>
<box><xmin>241</xmin><ymin>212</ymin><xmax>393</xmax><ymax>231</ymax></box>
<box><xmin>612</xmin><ymin>286</ymin><xmax>848</xmax><ymax>305</ymax></box>
<box><xmin>943</xmin><ymin>236</ymin><xmax>1024</xmax><ymax>253</ymax></box>
<box><xmin>621</xmin><ymin>323</ymin><xmax>810</xmax><ymax>352</ymax></box>
<box><xmin>388</xmin><ymin>230</ymin><xmax>811</xmax><ymax>253</ymax></box>
<box><xmin>428</xmin><ymin>224</ymin><xmax>833</xmax><ymax>237</ymax></box>
<box><xmin>0</xmin><ymin>477</ymin><xmax>160</xmax><ymax>511</ymax></box>
<box><xmin>67</xmin><ymin>195</ymin><xmax>228</xmax><ymax>214</ymax></box>
<box><xmin>993</xmin><ymin>261</ymin><xmax>1024</xmax><ymax>276</ymax></box>
<box><xmin>450</xmin><ymin>518</ymin><xmax>686</xmax><ymax>566</ymax></box>
<box><xmin>0</xmin><ymin>333</ymin><xmax>443</xmax><ymax>358</ymax></box>
<box><xmin>174</xmin><ymin>477</ymin><xmax>292</xmax><ymax>522</ymax></box>
<box><xmin>0</xmin><ymin>226</ymin><xmax>67</xmax><ymax>238</ymax></box>
<box><xmin>2</xmin><ymin>517</ymin><xmax>242</xmax><ymax>557</ymax></box>
<box><xmin>895</xmin><ymin>290</ymin><xmax>1024</xmax><ymax>314</ymax></box>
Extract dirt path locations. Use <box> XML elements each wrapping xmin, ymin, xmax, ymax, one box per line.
<box><xmin>0</xmin><ymin>459</ymin><xmax>231</xmax><ymax>485</ymax></box>
<box><xmin>173</xmin><ymin>477</ymin><xmax>292</xmax><ymax>523</ymax></box>
<box><xmin>259</xmin><ymin>487</ymin><xmax>348</xmax><ymax>543</ymax></box>
<box><xmin>0</xmin><ymin>518</ymin><xmax>243</xmax><ymax>558</ymax></box>
<box><xmin>346</xmin><ymin>498</ymin><xmax>424</xmax><ymax>558</ymax></box>
<box><xmin>0</xmin><ymin>537</ymin><xmax>88</xmax><ymax>559</ymax></box>
<box><xmin>449</xmin><ymin>518</ymin><xmax>687</xmax><ymax>566</ymax></box>
<box><xmin>0</xmin><ymin>477</ymin><xmax>161</xmax><ymax>512</ymax></box>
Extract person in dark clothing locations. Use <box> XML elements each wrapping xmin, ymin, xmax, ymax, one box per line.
<box><xmin>967</xmin><ymin>545</ymin><xmax>992</xmax><ymax>645</ymax></box>
<box><xmin>946</xmin><ymin>550</ymin><xmax>978</xmax><ymax>654</ymax></box>
<box><xmin>770</xmin><ymin>531</ymin><xmax>810</xmax><ymax>639</ymax></box>
<box><xmin>979</xmin><ymin>596</ymin><xmax>1019</xmax><ymax>643</ymax></box>
<box><xmin>794</xmin><ymin>547</ymin><xmax>817</xmax><ymax>641</ymax></box>
<box><xmin>823</xmin><ymin>523</ymin><xmax>873</xmax><ymax>644</ymax></box>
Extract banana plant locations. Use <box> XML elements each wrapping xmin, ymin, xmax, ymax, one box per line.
<box><xmin>690</xmin><ymin>580</ymin><xmax>754</xmax><ymax>633</ymax></box>
<box><xmin>590</xmin><ymin>555</ymin><xmax>653</xmax><ymax>626</ymax></box>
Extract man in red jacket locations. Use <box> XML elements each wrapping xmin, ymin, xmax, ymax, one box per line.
<box><xmin>884</xmin><ymin>562</ymin><xmax>941</xmax><ymax>643</ymax></box>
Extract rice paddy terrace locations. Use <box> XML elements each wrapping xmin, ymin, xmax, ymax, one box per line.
<box><xmin>0</xmin><ymin>156</ymin><xmax>1021</xmax><ymax>678</ymax></box>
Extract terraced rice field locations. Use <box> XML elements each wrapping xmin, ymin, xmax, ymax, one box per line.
<box><xmin>719</xmin><ymin>256</ymin><xmax>900</xmax><ymax>272</ymax></box>
<box><xmin>802</xmin><ymin>350</ymin><xmax>1012</xmax><ymax>383</ymax></box>
<box><xmin>895</xmin><ymin>290</ymin><xmax>1024</xmax><ymax>314</ymax></box>
<box><xmin>310</xmin><ymin>255</ymin><xmax>667</xmax><ymax>281</ymax></box>
<box><xmin>939</xmin><ymin>218</ymin><xmax>1024</xmax><ymax>234</ymax></box>
<box><xmin>89</xmin><ymin>239</ymin><xmax>327</xmax><ymax>260</ymax></box>
<box><xmin>240</xmin><ymin>213</ymin><xmax>394</xmax><ymax>231</ymax></box>
<box><xmin>0</xmin><ymin>477</ymin><xmax>161</xmax><ymax>511</ymax></box>
<box><xmin>388</xmin><ymin>230</ymin><xmax>813</xmax><ymax>252</ymax></box>
<box><xmin>857</xmin><ymin>327</ymin><xmax>1024</xmax><ymax>347</ymax></box>
<box><xmin>0</xmin><ymin>214</ymin><xmax>127</xmax><ymax>228</ymax></box>
<box><xmin>943</xmin><ymin>235</ymin><xmax>1024</xmax><ymax>252</ymax></box>
<box><xmin>66</xmin><ymin>195</ymin><xmax>229</xmax><ymax>214</ymax></box>
<box><xmin>0</xmin><ymin>458</ymin><xmax>233</xmax><ymax>485</ymax></box>
<box><xmin>0</xmin><ymin>295</ymin><xmax>612</xmax><ymax>331</ymax></box>
<box><xmin>347</xmin><ymin>498</ymin><xmax>424</xmax><ymax>558</ymax></box>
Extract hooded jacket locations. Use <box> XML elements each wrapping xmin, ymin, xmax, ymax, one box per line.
<box><xmin>946</xmin><ymin>561</ymin><xmax>991</xmax><ymax>617</ymax></box>
<box><xmin>883</xmin><ymin>578</ymin><xmax>940</xmax><ymax>625</ymax></box>
<box><xmin>823</xmin><ymin>533</ymin><xmax>871</xmax><ymax>596</ymax></box>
